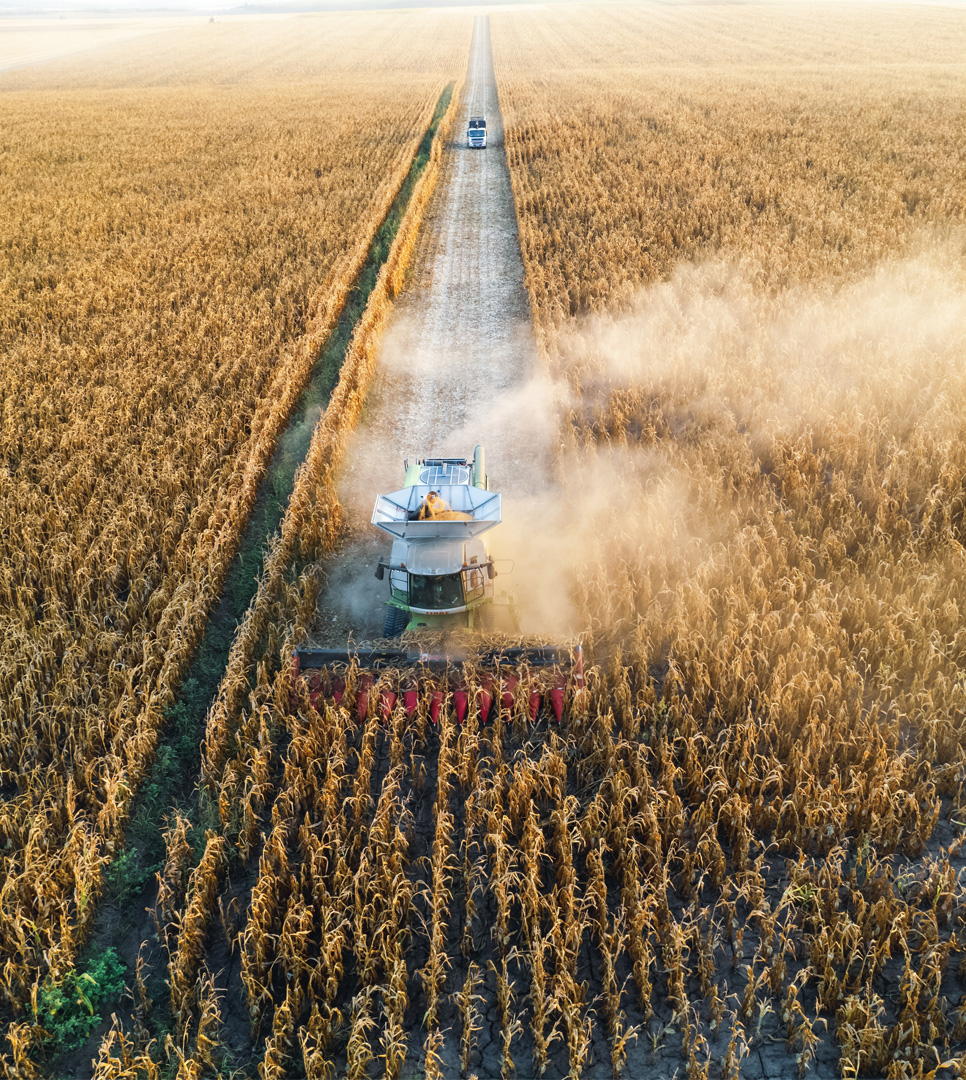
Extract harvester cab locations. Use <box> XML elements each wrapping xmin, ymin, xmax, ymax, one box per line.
<box><xmin>372</xmin><ymin>444</ymin><xmax>503</xmax><ymax>637</ymax></box>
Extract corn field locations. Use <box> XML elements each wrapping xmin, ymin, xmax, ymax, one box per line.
<box><xmin>0</xmin><ymin>12</ymin><xmax>468</xmax><ymax>1073</ymax></box>
<box><xmin>8</xmin><ymin>4</ymin><xmax>966</xmax><ymax>1080</ymax></box>
<box><xmin>152</xmin><ymin>7</ymin><xmax>965</xmax><ymax>1080</ymax></box>
<box><xmin>491</xmin><ymin>3</ymin><xmax>966</xmax><ymax>328</ymax></box>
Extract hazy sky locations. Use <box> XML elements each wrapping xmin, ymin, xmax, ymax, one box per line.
<box><xmin>3</xmin><ymin>0</ymin><xmax>305</xmax><ymax>10</ymax></box>
<box><xmin>8</xmin><ymin>0</ymin><xmax>965</xmax><ymax>14</ymax></box>
<box><xmin>0</xmin><ymin>0</ymin><xmax>475</xmax><ymax>9</ymax></box>
<box><xmin>10</xmin><ymin>0</ymin><xmax>236</xmax><ymax>7</ymax></box>
<box><xmin>5</xmin><ymin>1</ymin><xmax>208</xmax><ymax>7</ymax></box>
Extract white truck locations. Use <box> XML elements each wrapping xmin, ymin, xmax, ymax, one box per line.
<box><xmin>467</xmin><ymin>116</ymin><xmax>486</xmax><ymax>149</ymax></box>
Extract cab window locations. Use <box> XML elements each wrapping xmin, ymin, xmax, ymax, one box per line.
<box><xmin>409</xmin><ymin>573</ymin><xmax>464</xmax><ymax>610</ymax></box>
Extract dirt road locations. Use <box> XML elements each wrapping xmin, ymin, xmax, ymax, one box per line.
<box><xmin>314</xmin><ymin>14</ymin><xmax>557</xmax><ymax>643</ymax></box>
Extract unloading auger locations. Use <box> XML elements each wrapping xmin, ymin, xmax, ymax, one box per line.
<box><xmin>290</xmin><ymin>445</ymin><xmax>583</xmax><ymax>723</ymax></box>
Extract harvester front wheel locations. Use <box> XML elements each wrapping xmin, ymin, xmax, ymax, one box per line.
<box><xmin>383</xmin><ymin>605</ymin><xmax>408</xmax><ymax>638</ymax></box>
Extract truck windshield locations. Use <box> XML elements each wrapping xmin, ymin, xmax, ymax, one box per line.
<box><xmin>409</xmin><ymin>573</ymin><xmax>464</xmax><ymax>610</ymax></box>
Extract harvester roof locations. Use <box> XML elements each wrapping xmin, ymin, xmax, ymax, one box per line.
<box><xmin>418</xmin><ymin>462</ymin><xmax>471</xmax><ymax>486</ymax></box>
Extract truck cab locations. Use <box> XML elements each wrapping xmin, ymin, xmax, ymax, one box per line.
<box><xmin>467</xmin><ymin>116</ymin><xmax>486</xmax><ymax>149</ymax></box>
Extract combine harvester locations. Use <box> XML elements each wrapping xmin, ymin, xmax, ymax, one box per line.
<box><xmin>291</xmin><ymin>445</ymin><xmax>583</xmax><ymax>724</ymax></box>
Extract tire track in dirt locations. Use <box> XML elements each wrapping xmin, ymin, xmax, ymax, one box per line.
<box><xmin>314</xmin><ymin>14</ymin><xmax>554</xmax><ymax>644</ymax></box>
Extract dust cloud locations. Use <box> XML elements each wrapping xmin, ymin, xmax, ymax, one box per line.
<box><xmin>495</xmin><ymin>451</ymin><xmax>710</xmax><ymax>638</ymax></box>
<box><xmin>557</xmin><ymin>240</ymin><xmax>966</xmax><ymax>444</ymax></box>
<box><xmin>441</xmin><ymin>360</ymin><xmax>717</xmax><ymax>640</ymax></box>
<box><xmin>473</xmin><ymin>238</ymin><xmax>966</xmax><ymax>638</ymax></box>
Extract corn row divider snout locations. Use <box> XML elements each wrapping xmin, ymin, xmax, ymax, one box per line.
<box><xmin>291</xmin><ymin>645</ymin><xmax>584</xmax><ymax>725</ymax></box>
